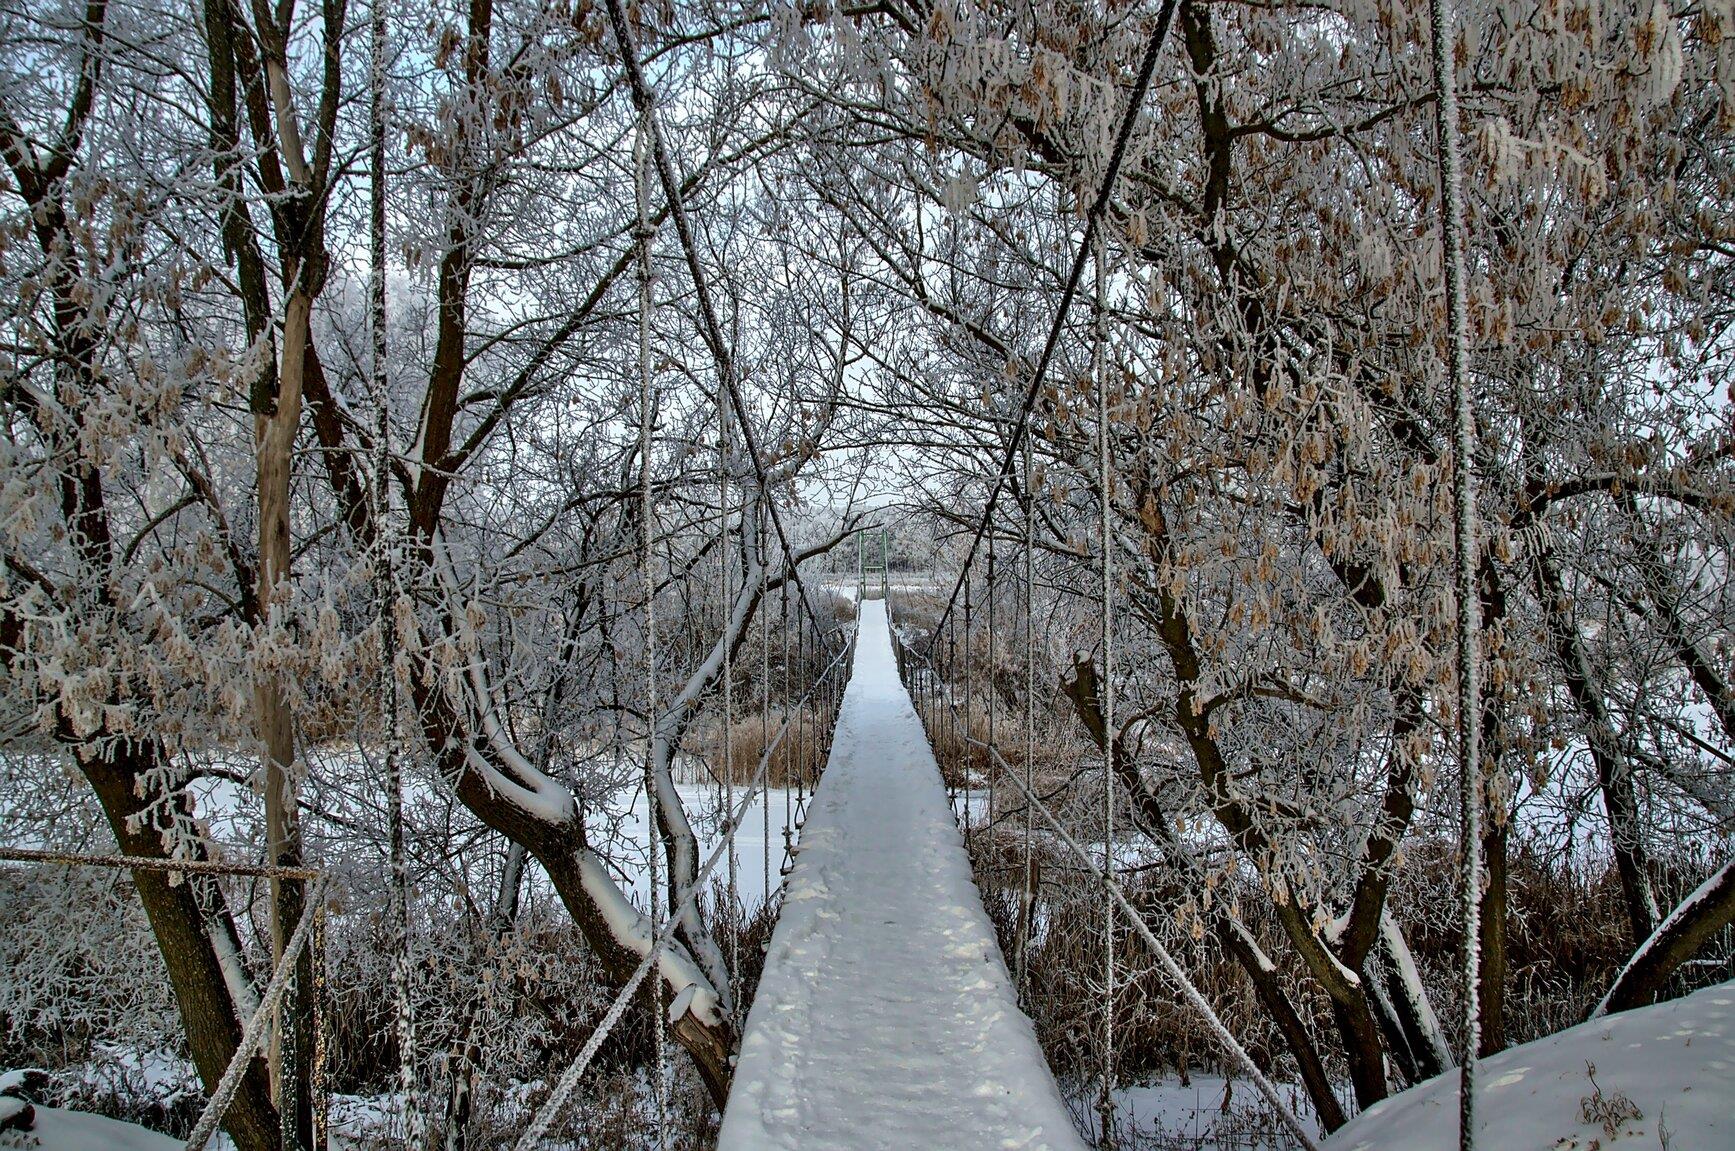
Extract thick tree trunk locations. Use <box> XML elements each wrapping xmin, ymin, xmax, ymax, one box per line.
<box><xmin>78</xmin><ymin>742</ymin><xmax>281</xmax><ymax>1151</ymax></box>
<box><xmin>254</xmin><ymin>285</ymin><xmax>313</xmax><ymax>1151</ymax></box>
<box><xmin>1148</xmin><ymin>604</ymin><xmax>1391</xmax><ymax>1109</ymax></box>
<box><xmin>1218</xmin><ymin>923</ymin><xmax>1347</xmax><ymax>1131</ymax></box>
<box><xmin>1370</xmin><ymin>915</ymin><xmax>1453</xmax><ymax>1083</ymax></box>
<box><xmin>400</xmin><ymin>645</ymin><xmax>738</xmax><ymax>1104</ymax></box>
<box><xmin>449</xmin><ymin>765</ymin><xmax>738</xmax><ymax>1103</ymax></box>
<box><xmin>646</xmin><ymin>516</ymin><xmax>773</xmax><ymax>1017</ymax></box>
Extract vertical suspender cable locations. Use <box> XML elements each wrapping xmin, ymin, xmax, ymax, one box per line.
<box><xmin>1427</xmin><ymin>0</ymin><xmax>1482</xmax><ymax>1144</ymax></box>
<box><xmin>797</xmin><ymin>606</ymin><xmax>808</xmax><ymax>815</ymax></box>
<box><xmin>921</xmin><ymin>0</ymin><xmax>1181</xmax><ymax>652</ymax></box>
<box><xmin>1094</xmin><ymin>236</ymin><xmax>1117</xmax><ymax>1150</ymax></box>
<box><xmin>947</xmin><ymin>610</ymin><xmax>958</xmax><ymax>810</ymax></box>
<box><xmin>782</xmin><ymin>583</ymin><xmax>794</xmax><ymax>880</ymax></box>
<box><xmin>770</xmin><ymin>541</ymin><xmax>777</xmax><ymax>909</ymax></box>
<box><xmin>599</xmin><ymin>0</ymin><xmax>839</xmax><ymax>657</ymax></box>
<box><xmin>718</xmin><ymin>377</ymin><xmax>738</xmax><ymax>1001</ymax></box>
<box><xmin>986</xmin><ymin>539</ymin><xmax>996</xmax><ymax>838</ymax></box>
<box><xmin>1017</xmin><ymin>442</ymin><xmax>1036</xmax><ymax>1000</ymax></box>
<box><xmin>370</xmin><ymin>2</ymin><xmax>417</xmax><ymax>1139</ymax></box>
<box><xmin>950</xmin><ymin>610</ymin><xmax>958</xmax><ymax>789</ymax></box>
<box><xmin>310</xmin><ymin>905</ymin><xmax>327</xmax><ymax>1148</ymax></box>
<box><xmin>963</xmin><ymin>567</ymin><xmax>973</xmax><ymax>842</ymax></box>
<box><xmin>633</xmin><ymin>112</ymin><xmax>669</xmax><ymax>1150</ymax></box>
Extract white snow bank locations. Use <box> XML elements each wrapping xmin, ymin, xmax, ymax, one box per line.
<box><xmin>719</xmin><ymin>600</ymin><xmax>1085</xmax><ymax>1151</ymax></box>
<box><xmin>0</xmin><ymin>1105</ymin><xmax>183</xmax><ymax>1150</ymax></box>
<box><xmin>1327</xmin><ymin>978</ymin><xmax>1735</xmax><ymax>1150</ymax></box>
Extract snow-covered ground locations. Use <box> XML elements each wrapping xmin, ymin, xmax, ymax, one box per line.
<box><xmin>719</xmin><ymin>600</ymin><xmax>1085</xmax><ymax>1151</ymax></box>
<box><xmin>0</xmin><ymin>1104</ymin><xmax>187</xmax><ymax>1151</ymax></box>
<box><xmin>1327</xmin><ymin>978</ymin><xmax>1735</xmax><ymax>1150</ymax></box>
<box><xmin>1096</xmin><ymin>1075</ymin><xmax>1332</xmax><ymax>1149</ymax></box>
<box><xmin>0</xmin><ymin>1086</ymin><xmax>458</xmax><ymax>1150</ymax></box>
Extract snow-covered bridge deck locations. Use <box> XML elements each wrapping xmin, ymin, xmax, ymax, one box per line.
<box><xmin>718</xmin><ymin>600</ymin><xmax>1085</xmax><ymax>1151</ymax></box>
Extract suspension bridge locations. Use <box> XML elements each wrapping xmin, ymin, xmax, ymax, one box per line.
<box><xmin>453</xmin><ymin>0</ymin><xmax>1338</xmax><ymax>1133</ymax></box>
<box><xmin>718</xmin><ymin>599</ymin><xmax>1083</xmax><ymax>1151</ymax></box>
<box><xmin>10</xmin><ymin>0</ymin><xmax>1462</xmax><ymax>1137</ymax></box>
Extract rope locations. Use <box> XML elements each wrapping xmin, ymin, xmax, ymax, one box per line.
<box><xmin>927</xmin><ymin>0</ymin><xmax>1181</xmax><ymax>651</ymax></box>
<box><xmin>781</xmin><ymin>582</ymin><xmax>795</xmax><ymax>881</ymax></box>
<box><xmin>1427</xmin><ymin>0</ymin><xmax>1483</xmax><ymax>1142</ymax></box>
<box><xmin>185</xmin><ymin>875</ymin><xmax>332</xmax><ymax>1151</ymax></box>
<box><xmin>0</xmin><ymin>847</ymin><xmax>320</xmax><ymax>880</ymax></box>
<box><xmin>633</xmin><ymin>109</ymin><xmax>670</xmax><ymax>1150</ymax></box>
<box><xmin>770</xmin><ymin>520</ymin><xmax>777</xmax><ymax>909</ymax></box>
<box><xmin>895</xmin><ymin>642</ymin><xmax>1324</xmax><ymax>1151</ymax></box>
<box><xmin>719</xmin><ymin>336</ymin><xmax>739</xmax><ymax>1005</ymax></box>
<box><xmin>1093</xmin><ymin>237</ymin><xmax>1117</xmax><ymax>1149</ymax></box>
<box><xmin>1016</xmin><ymin>442</ymin><xmax>1036</xmax><ymax>1001</ymax></box>
<box><xmin>963</xmin><ymin>567</ymin><xmax>973</xmax><ymax>843</ymax></box>
<box><xmin>599</xmin><ymin>0</ymin><xmax>839</xmax><ymax>656</ymax></box>
<box><xmin>372</xmin><ymin>25</ymin><xmax>418</xmax><ymax>1134</ymax></box>
<box><xmin>798</xmin><ymin>607</ymin><xmax>809</xmax><ymax>816</ymax></box>
<box><xmin>512</xmin><ymin>640</ymin><xmax>855</xmax><ymax>1150</ymax></box>
<box><xmin>947</xmin><ymin>611</ymin><xmax>958</xmax><ymax>814</ymax></box>
<box><xmin>986</xmin><ymin>540</ymin><xmax>996</xmax><ymax>840</ymax></box>
<box><xmin>366</xmin><ymin>11</ymin><xmax>419</xmax><ymax>1136</ymax></box>
<box><xmin>310</xmin><ymin>904</ymin><xmax>328</xmax><ymax>1150</ymax></box>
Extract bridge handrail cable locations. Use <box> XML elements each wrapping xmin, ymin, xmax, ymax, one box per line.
<box><xmin>926</xmin><ymin>0</ymin><xmax>1181</xmax><ymax>652</ymax></box>
<box><xmin>886</xmin><ymin>618</ymin><xmax>1324</xmax><ymax>1151</ymax></box>
<box><xmin>512</xmin><ymin>631</ymin><xmax>857</xmax><ymax>1149</ymax></box>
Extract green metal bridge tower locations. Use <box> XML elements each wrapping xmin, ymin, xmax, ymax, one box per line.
<box><xmin>857</xmin><ymin>527</ymin><xmax>889</xmax><ymax>601</ymax></box>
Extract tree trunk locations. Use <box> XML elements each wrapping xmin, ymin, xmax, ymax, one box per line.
<box><xmin>400</xmin><ymin>648</ymin><xmax>739</xmax><ymax>1104</ymax></box>
<box><xmin>78</xmin><ymin>742</ymin><xmax>281</xmax><ymax>1151</ymax></box>
<box><xmin>1534</xmin><ymin>548</ymin><xmax>1660</xmax><ymax>946</ymax></box>
<box><xmin>1371</xmin><ymin>914</ymin><xmax>1454</xmax><ymax>1083</ymax></box>
<box><xmin>1060</xmin><ymin>655</ymin><xmax>1349</xmax><ymax>1131</ymax></box>
<box><xmin>452</xmin><ymin>765</ymin><xmax>739</xmax><ymax>1103</ymax></box>
<box><xmin>1477</xmin><ymin>812</ymin><xmax>1508</xmax><ymax>1057</ymax></box>
<box><xmin>1594</xmin><ymin>860</ymin><xmax>1735</xmax><ymax>1017</ymax></box>
<box><xmin>254</xmin><ymin>284</ymin><xmax>313</xmax><ymax>1151</ymax></box>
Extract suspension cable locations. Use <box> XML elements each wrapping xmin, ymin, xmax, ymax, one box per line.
<box><xmin>946</xmin><ymin>609</ymin><xmax>958</xmax><ymax>812</ymax></box>
<box><xmin>186</xmin><ymin>875</ymin><xmax>333</xmax><ymax>1151</ymax></box>
<box><xmin>599</xmin><ymin>0</ymin><xmax>837</xmax><ymax>653</ymax></box>
<box><xmin>368</xmin><ymin>8</ymin><xmax>419</xmax><ymax>1134</ymax></box>
<box><xmin>892</xmin><ymin>640</ymin><xmax>1324</xmax><ymax>1151</ymax></box>
<box><xmin>782</xmin><ymin>581</ymin><xmax>795</xmax><ymax>882</ymax></box>
<box><xmin>719</xmin><ymin>367</ymin><xmax>739</xmax><ymax>1004</ymax></box>
<box><xmin>793</xmin><ymin>601</ymin><xmax>807</xmax><ymax>827</ymax></box>
<box><xmin>512</xmin><ymin>642</ymin><xmax>855</xmax><ymax>1151</ymax></box>
<box><xmin>963</xmin><ymin>565</ymin><xmax>973</xmax><ymax>842</ymax></box>
<box><xmin>1016</xmin><ymin>441</ymin><xmax>1037</xmax><ymax>1000</ymax></box>
<box><xmin>1093</xmin><ymin>237</ymin><xmax>1117</xmax><ymax>1150</ymax></box>
<box><xmin>926</xmin><ymin>0</ymin><xmax>1181</xmax><ymax>652</ymax></box>
<box><xmin>1427</xmin><ymin>0</ymin><xmax>1483</xmax><ymax>1143</ymax></box>
<box><xmin>633</xmin><ymin>110</ymin><xmax>670</xmax><ymax>1150</ymax></box>
<box><xmin>770</xmin><ymin>520</ymin><xmax>777</xmax><ymax>909</ymax></box>
<box><xmin>986</xmin><ymin>537</ymin><xmax>996</xmax><ymax>841</ymax></box>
